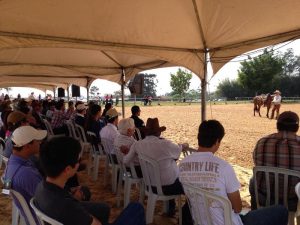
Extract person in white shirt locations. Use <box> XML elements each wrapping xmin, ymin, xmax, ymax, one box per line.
<box><xmin>179</xmin><ymin>120</ymin><xmax>288</xmax><ymax>225</ymax></box>
<box><xmin>130</xmin><ymin>117</ymin><xmax>188</xmax><ymax>216</ymax></box>
<box><xmin>270</xmin><ymin>90</ymin><xmax>282</xmax><ymax>119</ymax></box>
<box><xmin>100</xmin><ymin>108</ymin><xmax>120</xmax><ymax>163</ymax></box>
<box><xmin>114</xmin><ymin>118</ymin><xmax>142</xmax><ymax>177</ymax></box>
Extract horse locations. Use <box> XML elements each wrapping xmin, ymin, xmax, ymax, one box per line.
<box><xmin>253</xmin><ymin>94</ymin><xmax>274</xmax><ymax>117</ymax></box>
<box><xmin>264</xmin><ymin>93</ymin><xmax>273</xmax><ymax>118</ymax></box>
<box><xmin>253</xmin><ymin>95</ymin><xmax>264</xmax><ymax>117</ymax></box>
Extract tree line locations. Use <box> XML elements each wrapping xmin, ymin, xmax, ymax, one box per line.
<box><xmin>216</xmin><ymin>48</ymin><xmax>300</xmax><ymax>99</ymax></box>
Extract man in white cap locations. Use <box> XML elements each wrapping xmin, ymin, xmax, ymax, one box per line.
<box><xmin>270</xmin><ymin>90</ymin><xmax>282</xmax><ymax>119</ymax></box>
<box><xmin>100</xmin><ymin>108</ymin><xmax>120</xmax><ymax>163</ymax></box>
<box><xmin>74</xmin><ymin>102</ymin><xmax>87</xmax><ymax>127</ymax></box>
<box><xmin>2</xmin><ymin>126</ymin><xmax>47</xmax><ymax>223</ymax></box>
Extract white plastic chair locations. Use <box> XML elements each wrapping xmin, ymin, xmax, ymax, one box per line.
<box><xmin>66</xmin><ymin>120</ymin><xmax>80</xmax><ymax>140</ymax></box>
<box><xmin>182</xmin><ymin>183</ymin><xmax>233</xmax><ymax>225</ymax></box>
<box><xmin>253</xmin><ymin>166</ymin><xmax>300</xmax><ymax>225</ymax></box>
<box><xmin>10</xmin><ymin>190</ymin><xmax>36</xmax><ymax>225</ymax></box>
<box><xmin>101</xmin><ymin>137</ymin><xmax>121</xmax><ymax>193</ymax></box>
<box><xmin>115</xmin><ymin>147</ymin><xmax>144</xmax><ymax>208</ymax></box>
<box><xmin>138</xmin><ymin>152</ymin><xmax>182</xmax><ymax>224</ymax></box>
<box><xmin>75</xmin><ymin>124</ymin><xmax>92</xmax><ymax>153</ymax></box>
<box><xmin>0</xmin><ymin>137</ymin><xmax>5</xmax><ymax>169</ymax></box>
<box><xmin>86</xmin><ymin>131</ymin><xmax>108</xmax><ymax>181</ymax></box>
<box><xmin>295</xmin><ymin>182</ymin><xmax>300</xmax><ymax>217</ymax></box>
<box><xmin>182</xmin><ymin>147</ymin><xmax>197</xmax><ymax>158</ymax></box>
<box><xmin>42</xmin><ymin>119</ymin><xmax>64</xmax><ymax>139</ymax></box>
<box><xmin>30</xmin><ymin>198</ymin><xmax>63</xmax><ymax>225</ymax></box>
<box><xmin>133</xmin><ymin>128</ymin><xmax>142</xmax><ymax>141</ymax></box>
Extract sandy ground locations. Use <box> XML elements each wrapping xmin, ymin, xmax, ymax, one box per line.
<box><xmin>1</xmin><ymin>103</ymin><xmax>300</xmax><ymax>225</ymax></box>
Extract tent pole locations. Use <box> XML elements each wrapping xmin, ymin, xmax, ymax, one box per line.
<box><xmin>201</xmin><ymin>50</ymin><xmax>208</xmax><ymax>122</ymax></box>
<box><xmin>67</xmin><ymin>85</ymin><xmax>70</xmax><ymax>102</ymax></box>
<box><xmin>53</xmin><ymin>87</ymin><xmax>56</xmax><ymax>100</ymax></box>
<box><xmin>86</xmin><ymin>84</ymin><xmax>89</xmax><ymax>102</ymax></box>
<box><xmin>121</xmin><ymin>69</ymin><xmax>125</xmax><ymax>118</ymax></box>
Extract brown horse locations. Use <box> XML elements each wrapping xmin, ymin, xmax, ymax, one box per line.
<box><xmin>264</xmin><ymin>93</ymin><xmax>273</xmax><ymax>118</ymax></box>
<box><xmin>253</xmin><ymin>95</ymin><xmax>264</xmax><ymax>116</ymax></box>
<box><xmin>253</xmin><ymin>94</ymin><xmax>273</xmax><ymax>117</ymax></box>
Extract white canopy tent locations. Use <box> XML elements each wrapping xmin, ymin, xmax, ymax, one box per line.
<box><xmin>1</xmin><ymin>0</ymin><xmax>300</xmax><ymax>119</ymax></box>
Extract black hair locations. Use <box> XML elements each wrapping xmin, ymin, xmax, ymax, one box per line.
<box><xmin>68</xmin><ymin>101</ymin><xmax>74</xmax><ymax>107</ymax></box>
<box><xmin>39</xmin><ymin>137</ymin><xmax>81</xmax><ymax>178</ymax></box>
<box><xmin>277</xmin><ymin>119</ymin><xmax>299</xmax><ymax>133</ymax></box>
<box><xmin>55</xmin><ymin>99</ymin><xmax>64</xmax><ymax>110</ymax></box>
<box><xmin>131</xmin><ymin>105</ymin><xmax>140</xmax><ymax>115</ymax></box>
<box><xmin>107</xmin><ymin>115</ymin><xmax>118</xmax><ymax>123</ymax></box>
<box><xmin>101</xmin><ymin>103</ymin><xmax>112</xmax><ymax>117</ymax></box>
<box><xmin>198</xmin><ymin>120</ymin><xmax>225</xmax><ymax>148</ymax></box>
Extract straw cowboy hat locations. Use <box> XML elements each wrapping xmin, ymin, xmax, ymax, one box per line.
<box><xmin>274</xmin><ymin>90</ymin><xmax>281</xmax><ymax>94</ymax></box>
<box><xmin>145</xmin><ymin>118</ymin><xmax>166</xmax><ymax>135</ymax></box>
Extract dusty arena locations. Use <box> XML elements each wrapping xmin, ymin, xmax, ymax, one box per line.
<box><xmin>1</xmin><ymin>103</ymin><xmax>299</xmax><ymax>224</ymax></box>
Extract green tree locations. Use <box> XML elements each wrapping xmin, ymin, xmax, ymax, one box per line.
<box><xmin>170</xmin><ymin>68</ymin><xmax>192</xmax><ymax>100</ymax></box>
<box><xmin>216</xmin><ymin>78</ymin><xmax>246</xmax><ymax>99</ymax></box>
<box><xmin>141</xmin><ymin>73</ymin><xmax>157</xmax><ymax>97</ymax></box>
<box><xmin>237</xmin><ymin>49</ymin><xmax>284</xmax><ymax>95</ymax></box>
<box><xmin>89</xmin><ymin>85</ymin><xmax>99</xmax><ymax>96</ymax></box>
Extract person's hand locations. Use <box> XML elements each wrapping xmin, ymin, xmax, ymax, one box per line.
<box><xmin>70</xmin><ymin>186</ymin><xmax>84</xmax><ymax>201</ymax></box>
<box><xmin>181</xmin><ymin>143</ymin><xmax>189</xmax><ymax>150</ymax></box>
<box><xmin>120</xmin><ymin>145</ymin><xmax>130</xmax><ymax>155</ymax></box>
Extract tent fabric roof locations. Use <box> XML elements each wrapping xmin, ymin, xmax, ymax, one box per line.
<box><xmin>0</xmin><ymin>0</ymin><xmax>300</xmax><ymax>87</ymax></box>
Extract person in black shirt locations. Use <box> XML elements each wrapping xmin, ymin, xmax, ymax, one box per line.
<box><xmin>130</xmin><ymin>106</ymin><xmax>145</xmax><ymax>139</ymax></box>
<box><xmin>34</xmin><ymin>136</ymin><xmax>145</xmax><ymax>225</ymax></box>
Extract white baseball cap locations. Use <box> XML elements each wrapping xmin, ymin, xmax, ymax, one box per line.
<box><xmin>12</xmin><ymin>126</ymin><xmax>47</xmax><ymax>147</ymax></box>
<box><xmin>76</xmin><ymin>103</ymin><xmax>87</xmax><ymax>111</ymax></box>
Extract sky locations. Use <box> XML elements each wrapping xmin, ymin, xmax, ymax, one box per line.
<box><xmin>4</xmin><ymin>39</ymin><xmax>300</xmax><ymax>98</ymax></box>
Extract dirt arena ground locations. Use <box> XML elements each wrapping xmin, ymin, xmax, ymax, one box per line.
<box><xmin>0</xmin><ymin>103</ymin><xmax>299</xmax><ymax>225</ymax></box>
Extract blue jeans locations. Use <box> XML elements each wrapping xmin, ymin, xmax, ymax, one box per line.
<box><xmin>112</xmin><ymin>202</ymin><xmax>146</xmax><ymax>225</ymax></box>
<box><xmin>241</xmin><ymin>205</ymin><xmax>288</xmax><ymax>225</ymax></box>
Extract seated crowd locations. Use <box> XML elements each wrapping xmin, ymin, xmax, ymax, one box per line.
<box><xmin>0</xmin><ymin>96</ymin><xmax>299</xmax><ymax>225</ymax></box>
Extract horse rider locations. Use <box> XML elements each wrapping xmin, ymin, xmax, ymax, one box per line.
<box><xmin>270</xmin><ymin>90</ymin><xmax>282</xmax><ymax>120</ymax></box>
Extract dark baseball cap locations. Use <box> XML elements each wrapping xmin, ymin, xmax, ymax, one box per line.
<box><xmin>277</xmin><ymin>111</ymin><xmax>299</xmax><ymax>125</ymax></box>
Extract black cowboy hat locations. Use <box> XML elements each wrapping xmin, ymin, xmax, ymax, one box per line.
<box><xmin>145</xmin><ymin>118</ymin><xmax>166</xmax><ymax>135</ymax></box>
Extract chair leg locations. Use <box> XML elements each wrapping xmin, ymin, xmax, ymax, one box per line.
<box><xmin>163</xmin><ymin>201</ymin><xmax>169</xmax><ymax>213</ymax></box>
<box><xmin>138</xmin><ymin>181</ymin><xmax>145</xmax><ymax>204</ymax></box>
<box><xmin>116</xmin><ymin>169</ymin><xmax>123</xmax><ymax>208</ymax></box>
<box><xmin>124</xmin><ymin>178</ymin><xmax>132</xmax><ymax>208</ymax></box>
<box><xmin>178</xmin><ymin>196</ymin><xmax>182</xmax><ymax>225</ymax></box>
<box><xmin>92</xmin><ymin>154</ymin><xmax>99</xmax><ymax>181</ymax></box>
<box><xmin>11</xmin><ymin>201</ymin><xmax>20</xmax><ymax>225</ymax></box>
<box><xmin>104</xmin><ymin>158</ymin><xmax>109</xmax><ymax>185</ymax></box>
<box><xmin>146</xmin><ymin>194</ymin><xmax>157</xmax><ymax>224</ymax></box>
<box><xmin>288</xmin><ymin>212</ymin><xmax>295</xmax><ymax>225</ymax></box>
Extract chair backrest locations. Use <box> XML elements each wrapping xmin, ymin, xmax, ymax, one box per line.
<box><xmin>86</xmin><ymin>131</ymin><xmax>102</xmax><ymax>153</ymax></box>
<box><xmin>75</xmin><ymin>124</ymin><xmax>88</xmax><ymax>142</ymax></box>
<box><xmin>115</xmin><ymin>145</ymin><xmax>138</xmax><ymax>178</ymax></box>
<box><xmin>42</xmin><ymin>119</ymin><xmax>54</xmax><ymax>136</ymax></box>
<box><xmin>182</xmin><ymin>147</ymin><xmax>197</xmax><ymax>158</ymax></box>
<box><xmin>133</xmin><ymin>128</ymin><xmax>142</xmax><ymax>141</ymax></box>
<box><xmin>101</xmin><ymin>137</ymin><xmax>115</xmax><ymax>155</ymax></box>
<box><xmin>138</xmin><ymin>152</ymin><xmax>164</xmax><ymax>195</ymax></box>
<box><xmin>182</xmin><ymin>183</ymin><xmax>233</xmax><ymax>225</ymax></box>
<box><xmin>30</xmin><ymin>198</ymin><xmax>63</xmax><ymax>225</ymax></box>
<box><xmin>66</xmin><ymin>120</ymin><xmax>79</xmax><ymax>140</ymax></box>
<box><xmin>0</xmin><ymin>137</ymin><xmax>5</xmax><ymax>168</ymax></box>
<box><xmin>9</xmin><ymin>190</ymin><xmax>36</xmax><ymax>225</ymax></box>
<box><xmin>253</xmin><ymin>166</ymin><xmax>300</xmax><ymax>208</ymax></box>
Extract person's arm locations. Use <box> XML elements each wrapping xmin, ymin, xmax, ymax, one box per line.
<box><xmin>91</xmin><ymin>217</ymin><xmax>102</xmax><ymax>225</ymax></box>
<box><xmin>123</xmin><ymin>144</ymin><xmax>136</xmax><ymax>165</ymax></box>
<box><xmin>227</xmin><ymin>190</ymin><xmax>242</xmax><ymax>213</ymax></box>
